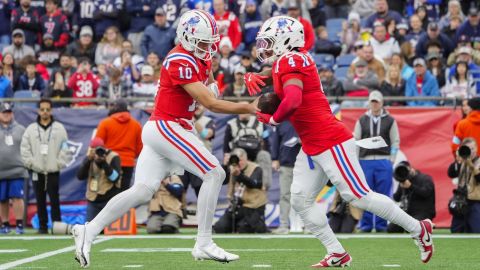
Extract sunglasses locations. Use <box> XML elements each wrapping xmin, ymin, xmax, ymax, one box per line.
<box><xmin>39</xmin><ymin>108</ymin><xmax>51</xmax><ymax>112</ymax></box>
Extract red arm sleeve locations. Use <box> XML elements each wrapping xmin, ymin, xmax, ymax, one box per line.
<box><xmin>272</xmin><ymin>82</ymin><xmax>303</xmax><ymax>123</ymax></box>
<box><xmin>302</xmin><ymin>20</ymin><xmax>315</xmax><ymax>51</ymax></box>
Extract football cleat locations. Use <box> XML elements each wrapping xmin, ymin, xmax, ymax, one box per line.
<box><xmin>414</xmin><ymin>219</ymin><xmax>434</xmax><ymax>263</ymax></box>
<box><xmin>15</xmin><ymin>226</ymin><xmax>24</xmax><ymax>235</ymax></box>
<box><xmin>192</xmin><ymin>242</ymin><xmax>239</xmax><ymax>263</ymax></box>
<box><xmin>0</xmin><ymin>225</ymin><xmax>11</xmax><ymax>234</ymax></box>
<box><xmin>72</xmin><ymin>224</ymin><xmax>92</xmax><ymax>268</ymax></box>
<box><xmin>311</xmin><ymin>252</ymin><xmax>352</xmax><ymax>268</ymax></box>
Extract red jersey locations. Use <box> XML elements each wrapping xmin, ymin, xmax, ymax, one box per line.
<box><xmin>150</xmin><ymin>45</ymin><xmax>211</xmax><ymax>122</ymax></box>
<box><xmin>272</xmin><ymin>51</ymin><xmax>353</xmax><ymax>156</ymax></box>
<box><xmin>214</xmin><ymin>11</ymin><xmax>242</xmax><ymax>49</ymax></box>
<box><xmin>68</xmin><ymin>72</ymin><xmax>100</xmax><ymax>106</ymax></box>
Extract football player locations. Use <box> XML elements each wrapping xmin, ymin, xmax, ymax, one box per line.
<box><xmin>72</xmin><ymin>9</ymin><xmax>257</xmax><ymax>268</ymax></box>
<box><xmin>245</xmin><ymin>16</ymin><xmax>434</xmax><ymax>268</ymax></box>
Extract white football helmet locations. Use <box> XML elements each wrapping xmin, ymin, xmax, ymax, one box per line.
<box><xmin>177</xmin><ymin>10</ymin><xmax>220</xmax><ymax>61</ymax></box>
<box><xmin>256</xmin><ymin>16</ymin><xmax>305</xmax><ymax>63</ymax></box>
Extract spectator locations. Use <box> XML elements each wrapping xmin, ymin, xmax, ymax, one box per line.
<box><xmin>308</xmin><ymin>0</ymin><xmax>326</xmax><ymax>28</ymax></box>
<box><xmin>93</xmin><ymin>0</ymin><xmax>124</xmax><ymax>40</ymax></box>
<box><xmin>447</xmin><ymin>137</ymin><xmax>480</xmax><ymax>233</ymax></box>
<box><xmin>443</xmin><ymin>61</ymin><xmax>476</xmax><ymax>100</ymax></box>
<box><xmin>351</xmin><ymin>44</ymin><xmax>386</xmax><ymax>83</ymax></box>
<box><xmin>287</xmin><ymin>1</ymin><xmax>315</xmax><ymax>52</ymax></box>
<box><xmin>442</xmin><ymin>15</ymin><xmax>463</xmax><ymax>43</ymax></box>
<box><xmin>214</xmin><ymin>0</ymin><xmax>242</xmax><ymax>50</ymax></box>
<box><xmin>126</xmin><ymin>0</ymin><xmax>156</xmax><ymax>55</ymax></box>
<box><xmin>0</xmin><ymin>63</ymin><xmax>12</xmax><ymax>98</ymax></box>
<box><xmin>238</xmin><ymin>51</ymin><xmax>259</xmax><ymax>73</ymax></box>
<box><xmin>146</xmin><ymin>175</ymin><xmax>184</xmax><ymax>234</ymax></box>
<box><xmin>145</xmin><ymin>52</ymin><xmax>161</xmax><ymax>81</ymax></box>
<box><xmin>439</xmin><ymin>0</ymin><xmax>465</xmax><ymax>31</ymax></box>
<box><xmin>343</xmin><ymin>59</ymin><xmax>379</xmax><ymax>106</ymax></box>
<box><xmin>260</xmin><ymin>0</ymin><xmax>288</xmax><ymax>22</ymax></box>
<box><xmin>340</xmin><ymin>11</ymin><xmax>361</xmax><ymax>54</ymax></box>
<box><xmin>214</xmin><ymin>148</ymin><xmax>267</xmax><ymax>233</ymax></box>
<box><xmin>98</xmin><ymin>66</ymin><xmax>132</xmax><ymax>100</ymax></box>
<box><xmin>116</xmin><ymin>50</ymin><xmax>140</xmax><ymax>87</ymax></box>
<box><xmin>140</xmin><ymin>7</ymin><xmax>175</xmax><ymax>59</ymax></box>
<box><xmin>324</xmin><ymin>0</ymin><xmax>349</xmax><ymax>19</ymax></box>
<box><xmin>0</xmin><ymin>102</ymin><xmax>27</xmax><ymax>234</ymax></box>
<box><xmin>414</xmin><ymin>5</ymin><xmax>429</xmax><ymax>31</ymax></box>
<box><xmin>20</xmin><ymin>99</ymin><xmax>69</xmax><ymax>234</ymax></box>
<box><xmin>132</xmin><ymin>65</ymin><xmax>157</xmax><ymax>108</ymax></box>
<box><xmin>95</xmin><ymin>99</ymin><xmax>143</xmax><ymax>191</ymax></box>
<box><xmin>364</xmin><ymin>0</ymin><xmax>402</xmax><ymax>30</ymax></box>
<box><xmin>157</xmin><ymin>0</ymin><xmax>185</xmax><ymax>26</ymax></box>
<box><xmin>180</xmin><ymin>105</ymin><xmax>216</xmax><ymax>198</ymax></box>
<box><xmin>240</xmin><ymin>0</ymin><xmax>262</xmax><ymax>49</ymax></box>
<box><xmin>328</xmin><ymin>190</ymin><xmax>362</xmax><ymax>233</ymax></box>
<box><xmin>113</xmin><ymin>40</ymin><xmax>144</xmax><ymax>71</ymax></box>
<box><xmin>0</xmin><ymin>0</ymin><xmax>15</xmax><ymax>47</ymax></box>
<box><xmin>390</xmin><ymin>52</ymin><xmax>413</xmax><ymax>81</ymax></box>
<box><xmin>212</xmin><ymin>53</ymin><xmax>227</xmax><ymax>92</ymax></box>
<box><xmin>40</xmin><ymin>0</ymin><xmax>69</xmax><ymax>50</ymax></box>
<box><xmin>452</xmin><ymin>97</ymin><xmax>480</xmax><ymax>155</ymax></box>
<box><xmin>186</xmin><ymin>0</ymin><xmax>214</xmax><ymax>14</ymax></box>
<box><xmin>370</xmin><ymin>21</ymin><xmax>400</xmax><ymax>63</ymax></box>
<box><xmin>16</xmin><ymin>59</ymin><xmax>46</xmax><ymax>95</ymax></box>
<box><xmin>314</xmin><ymin>26</ymin><xmax>341</xmax><ymax>57</ymax></box>
<box><xmin>456</xmin><ymin>7</ymin><xmax>480</xmax><ymax>43</ymax></box>
<box><xmin>379</xmin><ymin>64</ymin><xmax>405</xmax><ymax>106</ymax></box>
<box><xmin>66</xmin><ymin>26</ymin><xmax>97</xmax><ymax>63</ymax></box>
<box><xmin>405</xmin><ymin>14</ymin><xmax>425</xmax><ymax>48</ymax></box>
<box><xmin>2</xmin><ymin>30</ymin><xmax>35</xmax><ymax>62</ymax></box>
<box><xmin>400</xmin><ymin>41</ymin><xmax>415</xmax><ymax>66</ymax></box>
<box><xmin>95</xmin><ymin>26</ymin><xmax>123</xmax><ymax>66</ymax></box>
<box><xmin>46</xmin><ymin>70</ymin><xmax>73</xmax><ymax>107</ymax></box>
<box><xmin>425</xmin><ymin>52</ymin><xmax>446</xmax><ymax>89</ymax></box>
<box><xmin>416</xmin><ymin>22</ymin><xmax>455</xmax><ymax>59</ymax></box>
<box><xmin>77</xmin><ymin>137</ymin><xmax>121</xmax><ymax>222</ymax></box>
<box><xmin>393</xmin><ymin>20</ymin><xmax>408</xmax><ymax>45</ymax></box>
<box><xmin>405</xmin><ymin>58</ymin><xmax>440</xmax><ymax>107</ymax></box>
<box><xmin>72</xmin><ymin>0</ymin><xmax>96</xmax><ymax>38</ymax></box>
<box><xmin>218</xmin><ymin>37</ymin><xmax>240</xmax><ymax>75</ymax></box>
<box><xmin>270</xmin><ymin>121</ymin><xmax>301</xmax><ymax>234</ymax></box>
<box><xmin>351</xmin><ymin>0</ymin><xmax>375</xmax><ymax>18</ymax></box>
<box><xmin>52</xmin><ymin>53</ymin><xmax>76</xmax><ymax>86</ymax></box>
<box><xmin>10</xmin><ymin>0</ymin><xmax>41</xmax><ymax>47</ymax></box>
<box><xmin>37</xmin><ymin>34</ymin><xmax>61</xmax><ymax>72</ymax></box>
<box><xmin>67</xmin><ymin>58</ymin><xmax>100</xmax><ymax>107</ymax></box>
<box><xmin>30</xmin><ymin>0</ymin><xmax>45</xmax><ymax>14</ymax></box>
<box><xmin>318</xmin><ymin>65</ymin><xmax>343</xmax><ymax>98</ymax></box>
<box><xmin>447</xmin><ymin>46</ymin><xmax>480</xmax><ymax>94</ymax></box>
<box><xmin>1</xmin><ymin>53</ymin><xmax>18</xmax><ymax>87</ymax></box>
<box><xmin>388</xmin><ymin>161</ymin><xmax>436</xmax><ymax>233</ymax></box>
<box><xmin>355</xmin><ymin>90</ymin><xmax>399</xmax><ymax>232</ymax></box>
<box><xmin>223</xmin><ymin>65</ymin><xmax>248</xmax><ymax>97</ymax></box>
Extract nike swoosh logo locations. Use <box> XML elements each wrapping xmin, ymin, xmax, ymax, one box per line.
<box><xmin>422</xmin><ymin>223</ymin><xmax>431</xmax><ymax>244</ymax></box>
<box><xmin>331</xmin><ymin>254</ymin><xmax>347</xmax><ymax>265</ymax></box>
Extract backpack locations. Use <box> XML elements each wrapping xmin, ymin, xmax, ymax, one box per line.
<box><xmin>232</xmin><ymin>120</ymin><xmax>261</xmax><ymax>160</ymax></box>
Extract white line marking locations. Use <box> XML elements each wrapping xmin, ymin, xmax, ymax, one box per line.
<box><xmin>1</xmin><ymin>234</ymin><xmax>480</xmax><ymax>240</ymax></box>
<box><xmin>383</xmin><ymin>265</ymin><xmax>401</xmax><ymax>268</ymax></box>
<box><xmin>0</xmin><ymin>238</ymin><xmax>111</xmax><ymax>270</ymax></box>
<box><xmin>252</xmin><ymin>265</ymin><xmax>272</xmax><ymax>268</ymax></box>
<box><xmin>123</xmin><ymin>265</ymin><xmax>143</xmax><ymax>268</ymax></box>
<box><xmin>102</xmin><ymin>248</ymin><xmax>310</xmax><ymax>253</ymax></box>
<box><xmin>0</xmin><ymin>249</ymin><xmax>27</xmax><ymax>253</ymax></box>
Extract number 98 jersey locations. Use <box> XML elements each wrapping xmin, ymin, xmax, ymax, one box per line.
<box><xmin>150</xmin><ymin>44</ymin><xmax>211</xmax><ymax>122</ymax></box>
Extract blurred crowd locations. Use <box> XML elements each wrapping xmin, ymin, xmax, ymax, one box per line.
<box><xmin>0</xmin><ymin>0</ymin><xmax>479</xmax><ymax>107</ymax></box>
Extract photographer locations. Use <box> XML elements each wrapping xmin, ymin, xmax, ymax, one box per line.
<box><xmin>77</xmin><ymin>138</ymin><xmax>121</xmax><ymax>222</ymax></box>
<box><xmin>214</xmin><ymin>148</ymin><xmax>267</xmax><ymax>233</ymax></box>
<box><xmin>387</xmin><ymin>161</ymin><xmax>436</xmax><ymax>233</ymax></box>
<box><xmin>447</xmin><ymin>138</ymin><xmax>480</xmax><ymax>233</ymax></box>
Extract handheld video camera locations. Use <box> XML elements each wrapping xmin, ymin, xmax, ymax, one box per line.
<box><xmin>393</xmin><ymin>161</ymin><xmax>411</xmax><ymax>183</ymax></box>
<box><xmin>458</xmin><ymin>145</ymin><xmax>472</xmax><ymax>159</ymax></box>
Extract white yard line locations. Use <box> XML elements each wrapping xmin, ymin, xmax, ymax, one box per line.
<box><xmin>0</xmin><ymin>249</ymin><xmax>27</xmax><ymax>253</ymax></box>
<box><xmin>122</xmin><ymin>265</ymin><xmax>143</xmax><ymax>268</ymax></box>
<box><xmin>0</xmin><ymin>238</ymin><xmax>111</xmax><ymax>270</ymax></box>
<box><xmin>1</xmin><ymin>234</ymin><xmax>480</xmax><ymax>240</ymax></box>
<box><xmin>102</xmin><ymin>248</ymin><xmax>311</xmax><ymax>253</ymax></box>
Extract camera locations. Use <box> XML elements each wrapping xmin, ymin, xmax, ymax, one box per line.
<box><xmin>458</xmin><ymin>145</ymin><xmax>471</xmax><ymax>159</ymax></box>
<box><xmin>394</xmin><ymin>161</ymin><xmax>411</xmax><ymax>183</ymax></box>
<box><xmin>95</xmin><ymin>146</ymin><xmax>107</xmax><ymax>157</ymax></box>
<box><xmin>228</xmin><ymin>154</ymin><xmax>240</xmax><ymax>166</ymax></box>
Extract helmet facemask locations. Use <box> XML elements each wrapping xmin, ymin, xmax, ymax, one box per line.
<box><xmin>184</xmin><ymin>35</ymin><xmax>219</xmax><ymax>61</ymax></box>
<box><xmin>256</xmin><ymin>36</ymin><xmax>277</xmax><ymax>64</ymax></box>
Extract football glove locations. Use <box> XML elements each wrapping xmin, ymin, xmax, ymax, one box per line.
<box><xmin>256</xmin><ymin>111</ymin><xmax>279</xmax><ymax>126</ymax></box>
<box><xmin>244</xmin><ymin>72</ymin><xmax>268</xmax><ymax>96</ymax></box>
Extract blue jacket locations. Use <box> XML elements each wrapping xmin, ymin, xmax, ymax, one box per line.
<box><xmin>126</xmin><ymin>0</ymin><xmax>156</xmax><ymax>33</ymax></box>
<box><xmin>94</xmin><ymin>0</ymin><xmax>124</xmax><ymax>38</ymax></box>
<box><xmin>0</xmin><ymin>0</ymin><xmax>14</xmax><ymax>36</ymax></box>
<box><xmin>0</xmin><ymin>76</ymin><xmax>12</xmax><ymax>98</ymax></box>
<box><xmin>448</xmin><ymin>63</ymin><xmax>480</xmax><ymax>94</ymax></box>
<box><xmin>405</xmin><ymin>70</ymin><xmax>440</xmax><ymax>107</ymax></box>
<box><xmin>363</xmin><ymin>11</ymin><xmax>403</xmax><ymax>29</ymax></box>
<box><xmin>269</xmin><ymin>121</ymin><xmax>301</xmax><ymax>167</ymax></box>
<box><xmin>140</xmin><ymin>23</ymin><xmax>175</xmax><ymax>58</ymax></box>
<box><xmin>17</xmin><ymin>74</ymin><xmax>46</xmax><ymax>94</ymax></box>
<box><xmin>415</xmin><ymin>32</ymin><xmax>454</xmax><ymax>59</ymax></box>
<box><xmin>455</xmin><ymin>21</ymin><xmax>480</xmax><ymax>43</ymax></box>
<box><xmin>242</xmin><ymin>10</ymin><xmax>262</xmax><ymax>48</ymax></box>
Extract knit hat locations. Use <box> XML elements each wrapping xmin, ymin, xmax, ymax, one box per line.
<box><xmin>90</xmin><ymin>137</ymin><xmax>105</xmax><ymax>148</ymax></box>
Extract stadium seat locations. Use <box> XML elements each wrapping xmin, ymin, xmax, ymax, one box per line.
<box><xmin>326</xmin><ymin>18</ymin><xmax>345</xmax><ymax>42</ymax></box>
<box><xmin>336</xmin><ymin>54</ymin><xmax>356</xmax><ymax>67</ymax></box>
<box><xmin>334</xmin><ymin>66</ymin><xmax>350</xmax><ymax>81</ymax></box>
<box><xmin>312</xmin><ymin>53</ymin><xmax>335</xmax><ymax>67</ymax></box>
<box><xmin>13</xmin><ymin>90</ymin><xmax>40</xmax><ymax>108</ymax></box>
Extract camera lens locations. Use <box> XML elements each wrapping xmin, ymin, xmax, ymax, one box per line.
<box><xmin>458</xmin><ymin>145</ymin><xmax>471</xmax><ymax>159</ymax></box>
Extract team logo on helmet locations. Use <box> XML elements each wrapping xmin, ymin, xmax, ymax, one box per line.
<box><xmin>276</xmin><ymin>18</ymin><xmax>293</xmax><ymax>34</ymax></box>
<box><xmin>183</xmin><ymin>15</ymin><xmax>201</xmax><ymax>34</ymax></box>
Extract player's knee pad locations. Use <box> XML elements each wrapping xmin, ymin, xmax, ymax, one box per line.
<box><xmin>202</xmin><ymin>165</ymin><xmax>226</xmax><ymax>184</ymax></box>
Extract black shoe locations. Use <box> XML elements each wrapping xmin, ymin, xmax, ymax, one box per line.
<box><xmin>37</xmin><ymin>229</ymin><xmax>49</xmax><ymax>234</ymax></box>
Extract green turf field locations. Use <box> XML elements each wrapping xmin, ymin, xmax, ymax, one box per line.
<box><xmin>0</xmin><ymin>230</ymin><xmax>479</xmax><ymax>269</ymax></box>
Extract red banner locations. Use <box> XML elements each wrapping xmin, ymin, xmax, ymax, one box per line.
<box><xmin>340</xmin><ymin>107</ymin><xmax>462</xmax><ymax>228</ymax></box>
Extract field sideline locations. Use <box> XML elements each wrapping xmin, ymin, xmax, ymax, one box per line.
<box><xmin>0</xmin><ymin>230</ymin><xmax>479</xmax><ymax>269</ymax></box>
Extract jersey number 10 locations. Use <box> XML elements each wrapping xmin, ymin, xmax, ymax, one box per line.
<box><xmin>179</xmin><ymin>67</ymin><xmax>192</xmax><ymax>80</ymax></box>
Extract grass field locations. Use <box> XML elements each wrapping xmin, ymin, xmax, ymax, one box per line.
<box><xmin>0</xmin><ymin>229</ymin><xmax>479</xmax><ymax>269</ymax></box>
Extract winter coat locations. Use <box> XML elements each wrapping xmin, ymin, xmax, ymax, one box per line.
<box><xmin>405</xmin><ymin>71</ymin><xmax>440</xmax><ymax>106</ymax></box>
<box><xmin>140</xmin><ymin>23</ymin><xmax>176</xmax><ymax>58</ymax></box>
<box><xmin>0</xmin><ymin>120</ymin><xmax>28</xmax><ymax>179</ymax></box>
<box><xmin>452</xmin><ymin>111</ymin><xmax>480</xmax><ymax>156</ymax></box>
